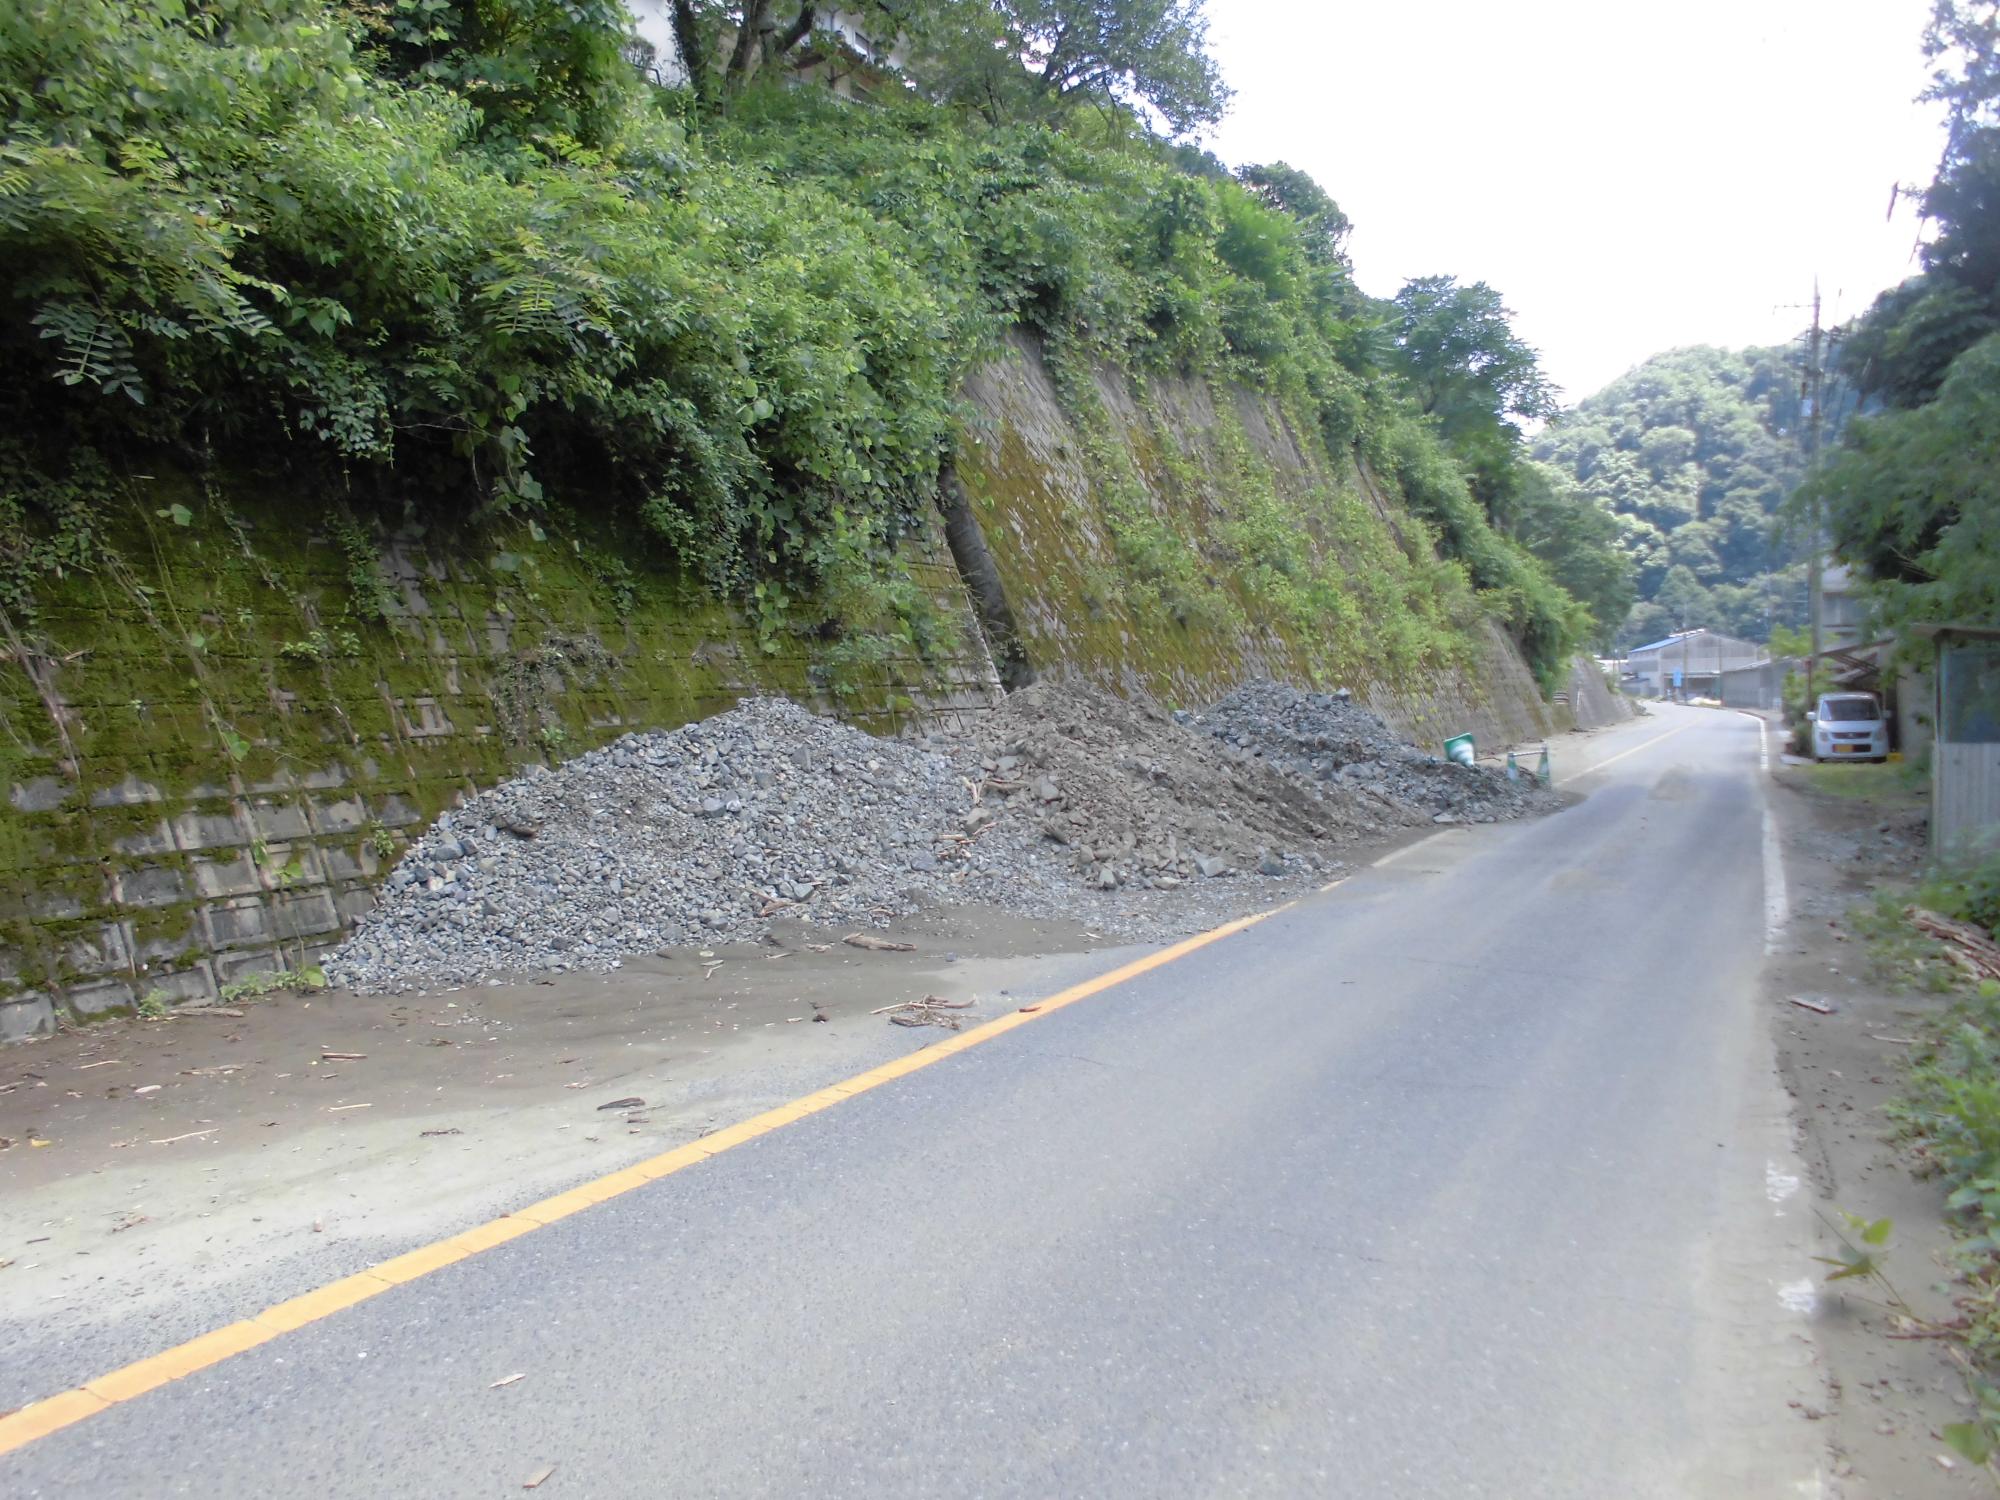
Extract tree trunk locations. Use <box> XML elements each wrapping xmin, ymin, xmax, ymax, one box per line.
<box><xmin>670</xmin><ymin>0</ymin><xmax>710</xmax><ymax>99</ymax></box>
<box><xmin>937</xmin><ymin>464</ymin><xmax>1036</xmax><ymax>691</ymax></box>
<box><xmin>765</xmin><ymin>4</ymin><xmax>816</xmax><ymax>66</ymax></box>
<box><xmin>725</xmin><ymin>0</ymin><xmax>771</xmax><ymax>90</ymax></box>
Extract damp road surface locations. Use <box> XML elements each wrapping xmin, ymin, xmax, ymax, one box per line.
<box><xmin>3</xmin><ymin>704</ymin><xmax>1825</xmax><ymax>1498</ymax></box>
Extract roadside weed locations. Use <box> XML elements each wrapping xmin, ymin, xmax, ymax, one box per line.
<box><xmin>218</xmin><ymin>965</ymin><xmax>328</xmax><ymax>1002</ymax></box>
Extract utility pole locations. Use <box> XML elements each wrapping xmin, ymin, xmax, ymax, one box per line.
<box><xmin>1803</xmin><ymin>280</ymin><xmax>1824</xmax><ymax>709</ymax></box>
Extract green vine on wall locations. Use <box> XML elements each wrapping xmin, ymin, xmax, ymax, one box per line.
<box><xmin>492</xmin><ymin>632</ymin><xmax>615</xmax><ymax>754</ymax></box>
<box><xmin>330</xmin><ymin>516</ymin><xmax>398</xmax><ymax>624</ymax></box>
<box><xmin>0</xmin><ymin>445</ymin><xmax>110</xmax><ymax>630</ymax></box>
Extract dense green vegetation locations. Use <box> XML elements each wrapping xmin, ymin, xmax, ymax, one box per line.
<box><xmin>0</xmin><ymin>0</ymin><xmax>1595</xmax><ymax>687</ymax></box>
<box><xmin>1378</xmin><ymin>276</ymin><xmax>1627</xmax><ymax>652</ymax></box>
<box><xmin>1539</xmin><ymin>2</ymin><xmax>1996</xmax><ymax>656</ymax></box>
<box><xmin>1532</xmin><ymin>344</ymin><xmax>1821</xmax><ymax>650</ymax></box>
<box><xmin>1824</xmin><ymin>12</ymin><xmax>2000</xmax><ymax>1465</ymax></box>
<box><xmin>1807</xmin><ymin>0</ymin><xmax>2000</xmax><ymax>637</ymax></box>
<box><xmin>1878</xmin><ymin>850</ymin><xmax>2000</xmax><ymax>1467</ymax></box>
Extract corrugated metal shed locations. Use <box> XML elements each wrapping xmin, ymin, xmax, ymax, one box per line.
<box><xmin>1915</xmin><ymin>625</ymin><xmax>2000</xmax><ymax>866</ymax></box>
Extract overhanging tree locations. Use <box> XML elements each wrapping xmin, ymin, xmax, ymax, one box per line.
<box><xmin>1235</xmin><ymin>162</ymin><xmax>1350</xmax><ymax>265</ymax></box>
<box><xmin>1387</xmin><ymin>276</ymin><xmax>1558</xmax><ymax>441</ymax></box>
<box><xmin>665</xmin><ymin>1</ymin><xmax>1229</xmax><ymax>135</ymax></box>
<box><xmin>889</xmin><ymin>0</ymin><xmax>1230</xmax><ymax>135</ymax></box>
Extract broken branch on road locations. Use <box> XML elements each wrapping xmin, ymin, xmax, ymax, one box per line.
<box><xmin>870</xmin><ymin>995</ymin><xmax>974</xmax><ymax>1029</ymax></box>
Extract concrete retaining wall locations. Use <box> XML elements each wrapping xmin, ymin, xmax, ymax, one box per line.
<box><xmin>2</xmin><ymin>333</ymin><xmax>1566</xmax><ymax>1038</ymax></box>
<box><xmin>0</xmin><ymin>505</ymin><xmax>997</xmax><ymax>1041</ymax></box>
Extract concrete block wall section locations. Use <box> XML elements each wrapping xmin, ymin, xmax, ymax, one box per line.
<box><xmin>0</xmin><ymin>508</ymin><xmax>1001</xmax><ymax>1038</ymax></box>
<box><xmin>1566</xmin><ymin>656</ymin><xmax>1635</xmax><ymax>731</ymax></box>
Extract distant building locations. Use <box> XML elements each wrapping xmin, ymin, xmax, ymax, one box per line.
<box><xmin>1624</xmin><ymin>629</ymin><xmax>1767</xmax><ymax>699</ymax></box>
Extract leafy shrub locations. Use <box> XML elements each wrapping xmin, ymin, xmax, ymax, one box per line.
<box><xmin>1883</xmin><ymin>862</ymin><xmax>2000</xmax><ymax>1433</ymax></box>
<box><xmin>0</xmin><ymin>0</ymin><xmax>1591</xmax><ymax>679</ymax></box>
<box><xmin>1930</xmin><ymin>853</ymin><xmax>2000</xmax><ymax>940</ymax></box>
<box><xmin>0</xmin><ymin>0</ymin><xmax>965</xmax><ymax>607</ymax></box>
<box><xmin>1367</xmin><ymin>414</ymin><xmax>1586</xmax><ymax>688</ymax></box>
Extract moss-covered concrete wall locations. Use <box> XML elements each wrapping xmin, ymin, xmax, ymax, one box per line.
<box><xmin>2</xmin><ymin>332</ymin><xmax>1568</xmax><ymax>1040</ymax></box>
<box><xmin>0</xmin><ymin>484</ymin><xmax>998</xmax><ymax>1039</ymax></box>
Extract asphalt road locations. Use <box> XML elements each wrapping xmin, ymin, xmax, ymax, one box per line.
<box><xmin>3</xmin><ymin>705</ymin><xmax>1825</xmax><ymax>1497</ymax></box>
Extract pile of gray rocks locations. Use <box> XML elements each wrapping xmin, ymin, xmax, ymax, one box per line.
<box><xmin>329</xmin><ymin>700</ymin><xmax>970</xmax><ymax>991</ymax></box>
<box><xmin>955</xmin><ymin>680</ymin><xmax>1377</xmax><ymax>892</ymax></box>
<box><xmin>1185</xmin><ymin>679</ymin><xmax>1556</xmax><ymax>826</ymax></box>
<box><xmin>325</xmin><ymin>680</ymin><xmax>1557</xmax><ymax>992</ymax></box>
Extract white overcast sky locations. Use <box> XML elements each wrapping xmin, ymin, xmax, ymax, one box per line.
<box><xmin>1202</xmin><ymin>0</ymin><xmax>1948</xmax><ymax>403</ymax></box>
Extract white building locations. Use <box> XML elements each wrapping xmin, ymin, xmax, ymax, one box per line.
<box><xmin>1624</xmin><ymin>629</ymin><xmax>1768</xmax><ymax>699</ymax></box>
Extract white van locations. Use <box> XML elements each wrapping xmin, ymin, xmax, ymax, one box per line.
<box><xmin>1809</xmin><ymin>691</ymin><xmax>1889</xmax><ymax>762</ymax></box>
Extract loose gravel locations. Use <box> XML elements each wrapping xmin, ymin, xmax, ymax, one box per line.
<box><xmin>326</xmin><ymin>681</ymin><xmax>1555</xmax><ymax>992</ymax></box>
<box><xmin>1187</xmin><ymin>679</ymin><xmax>1556</xmax><ymax>827</ymax></box>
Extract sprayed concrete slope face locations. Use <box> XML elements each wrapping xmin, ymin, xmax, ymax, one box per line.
<box><xmin>327</xmin><ymin>681</ymin><xmax>1556</xmax><ymax>993</ymax></box>
<box><xmin>1565</xmin><ymin>654</ymin><xmax>1636</xmax><ymax>729</ymax></box>
<box><xmin>955</xmin><ymin>330</ymin><xmax>1565</xmax><ymax>751</ymax></box>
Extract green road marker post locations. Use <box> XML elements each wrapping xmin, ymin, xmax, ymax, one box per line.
<box><xmin>1505</xmin><ymin>750</ymin><xmax>1519</xmax><ymax>782</ymax></box>
<box><xmin>1537</xmin><ymin>745</ymin><xmax>1552</xmax><ymax>788</ymax></box>
<box><xmin>1444</xmin><ymin>733</ymin><xmax>1476</xmax><ymax>768</ymax></box>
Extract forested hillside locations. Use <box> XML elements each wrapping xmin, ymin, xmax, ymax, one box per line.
<box><xmin>1532</xmin><ymin>345</ymin><xmax>1820</xmax><ymax>649</ymax></box>
<box><xmin>1537</xmin><ymin>0</ymin><xmax>1997</xmax><ymax>659</ymax></box>
<box><xmin>0</xmin><ymin>0</ymin><xmax>1609</xmax><ymax>690</ymax></box>
<box><xmin>1535</xmin><ymin>1</ymin><xmax>2000</xmax><ymax>658</ymax></box>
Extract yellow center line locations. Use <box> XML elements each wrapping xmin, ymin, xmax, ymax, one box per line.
<box><xmin>0</xmin><ymin>896</ymin><xmax>1301</xmax><ymax>1456</ymax></box>
<box><xmin>1571</xmin><ymin>719</ymin><xmax>1697</xmax><ymax>778</ymax></box>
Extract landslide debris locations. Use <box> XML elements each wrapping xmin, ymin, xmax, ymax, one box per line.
<box><xmin>956</xmin><ymin>680</ymin><xmax>1378</xmax><ymax>891</ymax></box>
<box><xmin>326</xmin><ymin>680</ymin><xmax>1553</xmax><ymax>992</ymax></box>
<box><xmin>328</xmin><ymin>700</ymin><xmax>974</xmax><ymax>992</ymax></box>
<box><xmin>1185</xmin><ymin>679</ymin><xmax>1555</xmax><ymax>827</ymax></box>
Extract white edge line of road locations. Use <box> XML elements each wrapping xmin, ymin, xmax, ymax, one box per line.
<box><xmin>1742</xmin><ymin>711</ymin><xmax>1790</xmax><ymax>955</ymax></box>
<box><xmin>1738</xmin><ymin>729</ymin><xmax>1825</xmax><ymax>1500</ymax></box>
